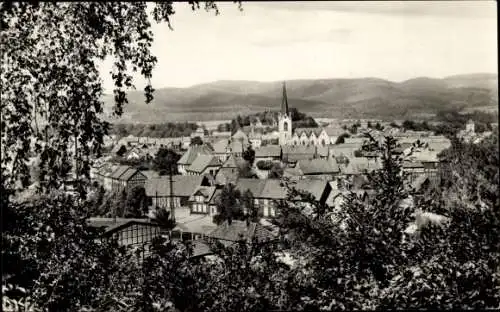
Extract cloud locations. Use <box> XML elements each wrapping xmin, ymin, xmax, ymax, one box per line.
<box><xmin>250</xmin><ymin>27</ymin><xmax>352</xmax><ymax>47</ymax></box>
<box><xmin>253</xmin><ymin>1</ymin><xmax>496</xmax><ymax>19</ymax></box>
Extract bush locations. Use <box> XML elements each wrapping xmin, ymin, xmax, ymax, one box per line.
<box><xmin>256</xmin><ymin>160</ymin><xmax>274</xmax><ymax>170</ymax></box>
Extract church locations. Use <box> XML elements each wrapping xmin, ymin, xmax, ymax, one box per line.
<box><xmin>278</xmin><ymin>82</ymin><xmax>345</xmax><ymax>146</ymax></box>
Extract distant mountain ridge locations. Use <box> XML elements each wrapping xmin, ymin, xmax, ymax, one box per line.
<box><xmin>103</xmin><ymin>73</ymin><xmax>498</xmax><ymax>123</ymax></box>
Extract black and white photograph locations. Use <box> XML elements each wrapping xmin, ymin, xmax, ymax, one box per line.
<box><xmin>1</xmin><ymin>1</ymin><xmax>498</xmax><ymax>311</ymax></box>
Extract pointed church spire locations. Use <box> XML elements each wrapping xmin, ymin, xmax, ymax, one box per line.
<box><xmin>281</xmin><ymin>81</ymin><xmax>289</xmax><ymax>115</ymax></box>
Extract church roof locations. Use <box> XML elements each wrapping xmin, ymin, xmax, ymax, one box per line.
<box><xmin>281</xmin><ymin>81</ymin><xmax>289</xmax><ymax>115</ymax></box>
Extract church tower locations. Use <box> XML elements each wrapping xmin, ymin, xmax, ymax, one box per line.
<box><xmin>278</xmin><ymin>81</ymin><xmax>292</xmax><ymax>146</ymax></box>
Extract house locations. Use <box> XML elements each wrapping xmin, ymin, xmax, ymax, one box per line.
<box><xmin>212</xmin><ymin>139</ymin><xmax>231</xmax><ymax>162</ymax></box>
<box><xmin>258</xmin><ymin>179</ymin><xmax>288</xmax><ymax>217</ymax></box>
<box><xmin>177</xmin><ymin>144</ymin><xmax>214</xmax><ymax>175</ymax></box>
<box><xmin>110</xmin><ymin>165</ymin><xmax>147</xmax><ymax>193</ymax></box>
<box><xmin>188</xmin><ymin>186</ymin><xmax>218</xmax><ymax>216</ymax></box>
<box><xmin>254</xmin><ymin>145</ymin><xmax>282</xmax><ymax>161</ymax></box>
<box><xmin>145</xmin><ymin>175</ymin><xmax>205</xmax><ymax>211</ymax></box>
<box><xmin>86</xmin><ymin>218</ymin><xmax>163</xmax><ymax>259</ymax></box>
<box><xmin>93</xmin><ymin>163</ymin><xmax>117</xmax><ymax>191</ymax></box>
<box><xmin>186</xmin><ymin>154</ymin><xmax>222</xmax><ymax>176</ymax></box>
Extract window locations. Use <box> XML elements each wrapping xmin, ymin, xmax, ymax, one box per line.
<box><xmin>321</xmin><ymin>139</ymin><xmax>325</xmax><ymax>146</ymax></box>
<box><xmin>283</xmin><ymin>121</ymin><xmax>288</xmax><ymax>132</ymax></box>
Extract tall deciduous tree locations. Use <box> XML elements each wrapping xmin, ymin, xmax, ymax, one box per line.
<box><xmin>0</xmin><ymin>1</ymin><xmax>226</xmax><ymax>193</ymax></box>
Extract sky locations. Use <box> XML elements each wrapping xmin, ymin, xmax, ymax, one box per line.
<box><xmin>99</xmin><ymin>1</ymin><xmax>497</xmax><ymax>91</ymax></box>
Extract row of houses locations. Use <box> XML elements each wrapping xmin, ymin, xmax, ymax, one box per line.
<box><xmin>144</xmin><ymin>175</ymin><xmax>333</xmax><ymax>218</ymax></box>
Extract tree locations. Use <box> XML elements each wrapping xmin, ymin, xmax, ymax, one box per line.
<box><xmin>241</xmin><ymin>189</ymin><xmax>259</xmax><ymax>222</ymax></box>
<box><xmin>375</xmin><ymin>122</ymin><xmax>384</xmax><ymax>131</ymax></box>
<box><xmin>242</xmin><ymin>145</ymin><xmax>256</xmax><ymax>166</ymax></box>
<box><xmin>268</xmin><ymin>163</ymin><xmax>284</xmax><ymax>179</ymax></box>
<box><xmin>335</xmin><ymin>133</ymin><xmax>350</xmax><ymax>144</ymax></box>
<box><xmin>124</xmin><ymin>186</ymin><xmax>148</xmax><ymax>218</ymax></box>
<box><xmin>1</xmin><ymin>1</ymin><xmax>224</xmax><ymax>193</ymax></box>
<box><xmin>213</xmin><ymin>183</ymin><xmax>242</xmax><ymax>225</ymax></box>
<box><xmin>152</xmin><ymin>147</ymin><xmax>180</xmax><ymax>175</ymax></box>
<box><xmin>190</xmin><ymin>136</ymin><xmax>203</xmax><ymax>146</ymax></box>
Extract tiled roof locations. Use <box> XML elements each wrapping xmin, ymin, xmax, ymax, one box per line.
<box><xmin>189</xmin><ymin>240</ymin><xmax>213</xmax><ymax>258</ymax></box>
<box><xmin>222</xmin><ymin>155</ymin><xmax>239</xmax><ymax>168</ymax></box>
<box><xmin>316</xmin><ymin>146</ymin><xmax>330</xmax><ymax>157</ymax></box>
<box><xmin>189</xmin><ymin>186</ymin><xmax>217</xmax><ymax>202</ymax></box>
<box><xmin>232</xmin><ymin>129</ymin><xmax>248</xmax><ymax>141</ymax></box>
<box><xmin>260</xmin><ymin>179</ymin><xmax>288</xmax><ymax>199</ymax></box>
<box><xmin>177</xmin><ymin>145</ymin><xmax>213</xmax><ymax>165</ymax></box>
<box><xmin>209</xmin><ymin>189</ymin><xmax>223</xmax><ymax>205</ymax></box>
<box><xmin>110</xmin><ymin>165</ymin><xmax>132</xmax><ymax>179</ymax></box>
<box><xmin>294</xmin><ymin>127</ymin><xmax>322</xmax><ymax>137</ymax></box>
<box><xmin>141</xmin><ymin>170</ymin><xmax>160</xmax><ymax>180</ymax></box>
<box><xmin>255</xmin><ymin>145</ymin><xmax>281</xmax><ymax>158</ymax></box>
<box><xmin>212</xmin><ymin>139</ymin><xmax>229</xmax><ymax>154</ymax></box>
<box><xmin>330</xmin><ymin>144</ymin><xmax>361</xmax><ymax>157</ymax></box>
<box><xmin>235</xmin><ymin>178</ymin><xmax>267</xmax><ymax>197</ymax></box>
<box><xmin>291</xmin><ymin>179</ymin><xmax>329</xmax><ymax>201</ymax></box>
<box><xmin>282</xmin><ymin>145</ymin><xmax>316</xmax><ymax>155</ymax></box>
<box><xmin>144</xmin><ymin>175</ymin><xmax>203</xmax><ymax>197</ymax></box>
<box><xmin>215</xmin><ymin>167</ymin><xmax>239</xmax><ymax>185</ymax></box>
<box><xmin>187</xmin><ymin>154</ymin><xmax>221</xmax><ymax>173</ymax></box>
<box><xmin>119</xmin><ymin>168</ymin><xmax>146</xmax><ymax>182</ymax></box>
<box><xmin>208</xmin><ymin>220</ymin><xmax>277</xmax><ymax>243</ymax></box>
<box><xmin>296</xmin><ymin>159</ymin><xmax>339</xmax><ymax>175</ymax></box>
<box><xmin>86</xmin><ymin>217</ymin><xmax>156</xmax><ymax>234</ymax></box>
<box><xmin>403</xmin><ymin>161</ymin><xmax>424</xmax><ymax>168</ymax></box>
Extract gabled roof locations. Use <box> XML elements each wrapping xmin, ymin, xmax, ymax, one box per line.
<box><xmin>212</xmin><ymin>139</ymin><xmax>229</xmax><ymax>154</ymax></box>
<box><xmin>296</xmin><ymin>159</ymin><xmax>339</xmax><ymax>175</ymax></box>
<box><xmin>119</xmin><ymin>168</ymin><xmax>146</xmax><ymax>182</ymax></box>
<box><xmin>255</xmin><ymin>145</ymin><xmax>281</xmax><ymax>158</ymax></box>
<box><xmin>187</xmin><ymin>155</ymin><xmax>221</xmax><ymax>173</ymax></box>
<box><xmin>235</xmin><ymin>178</ymin><xmax>267</xmax><ymax>197</ymax></box>
<box><xmin>110</xmin><ymin>165</ymin><xmax>132</xmax><ymax>179</ymax></box>
<box><xmin>215</xmin><ymin>167</ymin><xmax>240</xmax><ymax>185</ymax></box>
<box><xmin>291</xmin><ymin>179</ymin><xmax>329</xmax><ymax>201</ymax></box>
<box><xmin>177</xmin><ymin>145</ymin><xmax>214</xmax><ymax>165</ymax></box>
<box><xmin>232</xmin><ymin>129</ymin><xmax>248</xmax><ymax>141</ymax></box>
<box><xmin>144</xmin><ymin>175</ymin><xmax>204</xmax><ymax>197</ymax></box>
<box><xmin>141</xmin><ymin>170</ymin><xmax>160</xmax><ymax>180</ymax></box>
<box><xmin>208</xmin><ymin>220</ymin><xmax>277</xmax><ymax>243</ymax></box>
<box><xmin>294</xmin><ymin>127</ymin><xmax>322</xmax><ymax>137</ymax></box>
<box><xmin>86</xmin><ymin>218</ymin><xmax>158</xmax><ymax>235</ymax></box>
<box><xmin>189</xmin><ymin>186</ymin><xmax>217</xmax><ymax>202</ymax></box>
<box><xmin>222</xmin><ymin>154</ymin><xmax>239</xmax><ymax>168</ymax></box>
<box><xmin>260</xmin><ymin>179</ymin><xmax>288</xmax><ymax>199</ymax></box>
